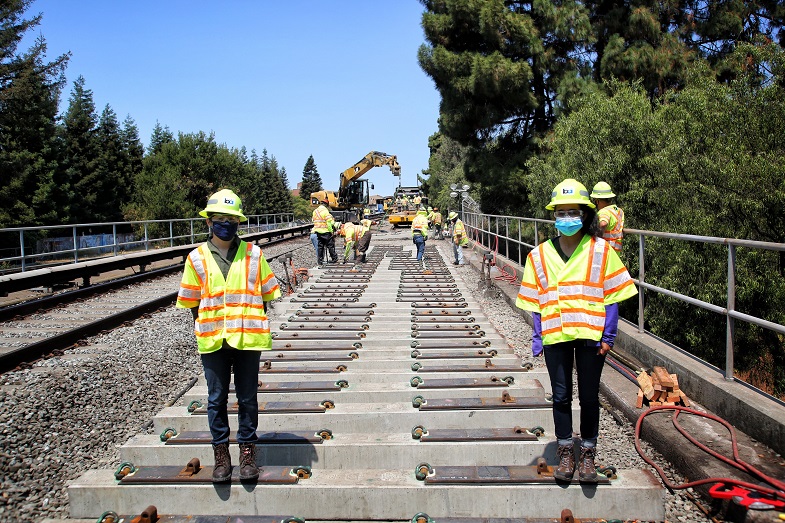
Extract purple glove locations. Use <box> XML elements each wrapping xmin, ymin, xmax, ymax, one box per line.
<box><xmin>531</xmin><ymin>312</ymin><xmax>543</xmax><ymax>357</ymax></box>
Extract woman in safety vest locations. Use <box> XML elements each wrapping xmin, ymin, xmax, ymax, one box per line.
<box><xmin>516</xmin><ymin>179</ymin><xmax>637</xmax><ymax>483</ymax></box>
<box><xmin>176</xmin><ymin>189</ymin><xmax>281</xmax><ymax>483</ymax></box>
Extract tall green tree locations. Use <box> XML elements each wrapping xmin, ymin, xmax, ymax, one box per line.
<box><xmin>0</xmin><ymin>1</ymin><xmax>69</xmax><ymax>227</ymax></box>
<box><xmin>299</xmin><ymin>154</ymin><xmax>322</xmax><ymax>200</ymax></box>
<box><xmin>418</xmin><ymin>0</ymin><xmax>595</xmax><ymax>214</ymax></box>
<box><xmin>93</xmin><ymin>105</ymin><xmax>127</xmax><ymax>222</ymax></box>
<box><xmin>148</xmin><ymin>120</ymin><xmax>174</xmax><ymax>155</ymax></box>
<box><xmin>61</xmin><ymin>75</ymin><xmax>100</xmax><ymax>224</ymax></box>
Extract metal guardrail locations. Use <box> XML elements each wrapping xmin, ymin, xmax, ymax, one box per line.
<box><xmin>0</xmin><ymin>214</ymin><xmax>295</xmax><ymax>273</ymax></box>
<box><xmin>461</xmin><ymin>210</ymin><xmax>785</xmax><ymax>383</ymax></box>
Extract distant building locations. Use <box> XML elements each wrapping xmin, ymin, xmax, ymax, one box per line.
<box><xmin>291</xmin><ymin>182</ymin><xmax>302</xmax><ymax>198</ymax></box>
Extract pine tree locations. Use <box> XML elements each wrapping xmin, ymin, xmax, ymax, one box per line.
<box><xmin>418</xmin><ymin>0</ymin><xmax>594</xmax><ymax>213</ymax></box>
<box><xmin>61</xmin><ymin>75</ymin><xmax>100</xmax><ymax>224</ymax></box>
<box><xmin>299</xmin><ymin>154</ymin><xmax>322</xmax><ymax>200</ymax></box>
<box><xmin>119</xmin><ymin>115</ymin><xmax>144</xmax><ymax>218</ymax></box>
<box><xmin>148</xmin><ymin>120</ymin><xmax>174</xmax><ymax>155</ymax></box>
<box><xmin>0</xmin><ymin>2</ymin><xmax>69</xmax><ymax>226</ymax></box>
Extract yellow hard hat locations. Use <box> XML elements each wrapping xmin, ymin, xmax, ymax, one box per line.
<box><xmin>590</xmin><ymin>181</ymin><xmax>616</xmax><ymax>199</ymax></box>
<box><xmin>361</xmin><ymin>219</ymin><xmax>372</xmax><ymax>228</ymax></box>
<box><xmin>199</xmin><ymin>189</ymin><xmax>248</xmax><ymax>222</ymax></box>
<box><xmin>448</xmin><ymin>211</ymin><xmax>458</xmax><ymax>220</ymax></box>
<box><xmin>546</xmin><ymin>179</ymin><xmax>595</xmax><ymax>210</ymax></box>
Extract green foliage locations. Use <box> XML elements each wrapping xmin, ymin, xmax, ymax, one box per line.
<box><xmin>521</xmin><ymin>47</ymin><xmax>785</xmax><ymax>394</ymax></box>
<box><xmin>290</xmin><ymin>193</ymin><xmax>313</xmax><ymax>221</ymax></box>
<box><xmin>299</xmin><ymin>155</ymin><xmax>322</xmax><ymax>200</ymax></box>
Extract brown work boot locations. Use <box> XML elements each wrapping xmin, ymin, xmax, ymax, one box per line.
<box><xmin>578</xmin><ymin>446</ymin><xmax>599</xmax><ymax>483</ymax></box>
<box><xmin>238</xmin><ymin>443</ymin><xmax>259</xmax><ymax>481</ymax></box>
<box><xmin>554</xmin><ymin>444</ymin><xmax>575</xmax><ymax>481</ymax></box>
<box><xmin>211</xmin><ymin>443</ymin><xmax>231</xmax><ymax>483</ymax></box>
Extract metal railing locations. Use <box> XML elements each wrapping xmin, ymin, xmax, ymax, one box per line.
<box><xmin>0</xmin><ymin>214</ymin><xmax>295</xmax><ymax>274</ymax></box>
<box><xmin>462</xmin><ymin>210</ymin><xmax>785</xmax><ymax>383</ymax></box>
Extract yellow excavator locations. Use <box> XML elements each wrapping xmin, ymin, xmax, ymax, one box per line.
<box><xmin>311</xmin><ymin>151</ymin><xmax>400</xmax><ymax>221</ymax></box>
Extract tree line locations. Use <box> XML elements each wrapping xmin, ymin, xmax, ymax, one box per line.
<box><xmin>0</xmin><ymin>1</ymin><xmax>331</xmax><ymax>230</ymax></box>
<box><xmin>418</xmin><ymin>1</ymin><xmax>785</xmax><ymax>396</ymax></box>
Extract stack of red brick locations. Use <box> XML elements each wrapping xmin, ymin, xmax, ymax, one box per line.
<box><xmin>635</xmin><ymin>366</ymin><xmax>691</xmax><ymax>408</ymax></box>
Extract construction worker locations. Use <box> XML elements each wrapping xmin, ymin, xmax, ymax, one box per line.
<box><xmin>411</xmin><ymin>207</ymin><xmax>429</xmax><ymax>262</ymax></box>
<box><xmin>339</xmin><ymin>221</ymin><xmax>360</xmax><ymax>263</ymax></box>
<box><xmin>413</xmin><ymin>194</ymin><xmax>422</xmax><ymax>206</ymax></box>
<box><xmin>591</xmin><ymin>181</ymin><xmax>625</xmax><ymax>253</ymax></box>
<box><xmin>515</xmin><ymin>178</ymin><xmax>637</xmax><ymax>484</ymax></box>
<box><xmin>176</xmin><ymin>189</ymin><xmax>281</xmax><ymax>483</ymax></box>
<box><xmin>312</xmin><ymin>198</ymin><xmax>338</xmax><ymax>265</ymax></box>
<box><xmin>430</xmin><ymin>207</ymin><xmax>443</xmax><ymax>239</ymax></box>
<box><xmin>356</xmin><ymin>218</ymin><xmax>373</xmax><ymax>263</ymax></box>
<box><xmin>448</xmin><ymin>211</ymin><xmax>468</xmax><ymax>265</ymax></box>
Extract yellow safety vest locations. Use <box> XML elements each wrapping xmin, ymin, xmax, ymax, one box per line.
<box><xmin>342</xmin><ymin>223</ymin><xmax>360</xmax><ymax>243</ymax></box>
<box><xmin>516</xmin><ymin>235</ymin><xmax>637</xmax><ymax>345</ymax></box>
<box><xmin>453</xmin><ymin>219</ymin><xmax>469</xmax><ymax>246</ymax></box>
<box><xmin>431</xmin><ymin>212</ymin><xmax>442</xmax><ymax>225</ymax></box>
<box><xmin>412</xmin><ymin>214</ymin><xmax>429</xmax><ymax>237</ymax></box>
<box><xmin>598</xmin><ymin>205</ymin><xmax>625</xmax><ymax>252</ymax></box>
<box><xmin>312</xmin><ymin>205</ymin><xmax>335</xmax><ymax>234</ymax></box>
<box><xmin>176</xmin><ymin>241</ymin><xmax>281</xmax><ymax>353</ymax></box>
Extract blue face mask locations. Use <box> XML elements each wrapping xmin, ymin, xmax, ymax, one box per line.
<box><xmin>554</xmin><ymin>216</ymin><xmax>583</xmax><ymax>236</ymax></box>
<box><xmin>211</xmin><ymin>220</ymin><xmax>239</xmax><ymax>241</ymax></box>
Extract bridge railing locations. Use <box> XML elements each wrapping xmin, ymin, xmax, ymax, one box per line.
<box><xmin>462</xmin><ymin>210</ymin><xmax>785</xmax><ymax>385</ymax></box>
<box><xmin>0</xmin><ymin>214</ymin><xmax>295</xmax><ymax>274</ymax></box>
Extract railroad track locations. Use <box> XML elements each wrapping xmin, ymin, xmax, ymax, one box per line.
<box><xmin>0</xmin><ymin>235</ymin><xmax>312</xmax><ymax>373</ymax></box>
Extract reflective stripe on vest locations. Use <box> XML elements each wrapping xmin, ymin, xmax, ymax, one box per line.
<box><xmin>453</xmin><ymin>219</ymin><xmax>469</xmax><ymax>245</ymax></box>
<box><xmin>528</xmin><ymin>237</ymin><xmax>609</xmax><ymax>344</ymax></box>
<box><xmin>312</xmin><ymin>206</ymin><xmax>332</xmax><ymax>233</ymax></box>
<box><xmin>600</xmin><ymin>206</ymin><xmax>624</xmax><ymax>252</ymax></box>
<box><xmin>186</xmin><ymin>241</ymin><xmax>277</xmax><ymax>353</ymax></box>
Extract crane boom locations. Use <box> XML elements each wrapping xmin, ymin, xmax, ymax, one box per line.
<box><xmin>340</xmin><ymin>151</ymin><xmax>400</xmax><ymax>189</ymax></box>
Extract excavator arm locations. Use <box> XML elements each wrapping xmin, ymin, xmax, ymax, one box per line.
<box><xmin>339</xmin><ymin>151</ymin><xmax>401</xmax><ymax>190</ymax></box>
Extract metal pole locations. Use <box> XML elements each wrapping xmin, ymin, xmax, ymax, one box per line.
<box><xmin>638</xmin><ymin>235</ymin><xmax>645</xmax><ymax>333</ymax></box>
<box><xmin>73</xmin><ymin>226</ymin><xmax>78</xmax><ymax>263</ymax></box>
<box><xmin>505</xmin><ymin>218</ymin><xmax>509</xmax><ymax>259</ymax></box>
<box><xmin>144</xmin><ymin>223</ymin><xmax>149</xmax><ymax>251</ymax></box>
<box><xmin>190</xmin><ymin>220</ymin><xmax>194</xmax><ymax>244</ymax></box>
<box><xmin>534</xmin><ymin>222</ymin><xmax>539</xmax><ymax>247</ymax></box>
<box><xmin>19</xmin><ymin>231</ymin><xmax>26</xmax><ymax>272</ymax></box>
<box><xmin>169</xmin><ymin>221</ymin><xmax>174</xmax><ymax>248</ymax></box>
<box><xmin>726</xmin><ymin>245</ymin><xmax>736</xmax><ymax>380</ymax></box>
<box><xmin>113</xmin><ymin>224</ymin><xmax>118</xmax><ymax>256</ymax></box>
<box><xmin>517</xmin><ymin>219</ymin><xmax>522</xmax><ymax>266</ymax></box>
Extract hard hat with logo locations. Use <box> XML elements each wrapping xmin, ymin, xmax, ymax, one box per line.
<box><xmin>199</xmin><ymin>189</ymin><xmax>248</xmax><ymax>222</ymax></box>
<box><xmin>590</xmin><ymin>181</ymin><xmax>615</xmax><ymax>199</ymax></box>
<box><xmin>546</xmin><ymin>179</ymin><xmax>596</xmax><ymax>210</ymax></box>
<box><xmin>448</xmin><ymin>211</ymin><xmax>458</xmax><ymax>221</ymax></box>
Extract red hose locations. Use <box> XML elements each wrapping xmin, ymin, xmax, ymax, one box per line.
<box><xmin>635</xmin><ymin>406</ymin><xmax>785</xmax><ymax>500</ymax></box>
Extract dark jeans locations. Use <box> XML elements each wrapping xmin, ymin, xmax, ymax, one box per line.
<box><xmin>543</xmin><ymin>340</ymin><xmax>605</xmax><ymax>444</ymax></box>
<box><xmin>412</xmin><ymin>234</ymin><xmax>426</xmax><ymax>261</ymax></box>
<box><xmin>201</xmin><ymin>347</ymin><xmax>261</xmax><ymax>445</ymax></box>
<box><xmin>317</xmin><ymin>232</ymin><xmax>337</xmax><ymax>263</ymax></box>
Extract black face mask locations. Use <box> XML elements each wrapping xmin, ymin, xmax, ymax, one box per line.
<box><xmin>211</xmin><ymin>220</ymin><xmax>238</xmax><ymax>240</ymax></box>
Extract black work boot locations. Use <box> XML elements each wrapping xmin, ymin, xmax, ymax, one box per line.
<box><xmin>578</xmin><ymin>446</ymin><xmax>599</xmax><ymax>483</ymax></box>
<box><xmin>554</xmin><ymin>444</ymin><xmax>575</xmax><ymax>481</ymax></box>
<box><xmin>238</xmin><ymin>443</ymin><xmax>259</xmax><ymax>481</ymax></box>
<box><xmin>212</xmin><ymin>443</ymin><xmax>231</xmax><ymax>483</ymax></box>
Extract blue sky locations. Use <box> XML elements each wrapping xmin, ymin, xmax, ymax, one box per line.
<box><xmin>25</xmin><ymin>1</ymin><xmax>441</xmax><ymax>198</ymax></box>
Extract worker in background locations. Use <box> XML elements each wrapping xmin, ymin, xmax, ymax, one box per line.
<box><xmin>356</xmin><ymin>218</ymin><xmax>373</xmax><ymax>263</ymax></box>
<box><xmin>312</xmin><ymin>198</ymin><xmax>337</xmax><ymax>265</ymax></box>
<box><xmin>591</xmin><ymin>181</ymin><xmax>625</xmax><ymax>253</ymax></box>
<box><xmin>411</xmin><ymin>206</ymin><xmax>429</xmax><ymax>262</ymax></box>
<box><xmin>339</xmin><ymin>221</ymin><xmax>360</xmax><ymax>264</ymax></box>
<box><xmin>515</xmin><ymin>178</ymin><xmax>637</xmax><ymax>484</ymax></box>
<box><xmin>363</xmin><ymin>207</ymin><xmax>371</xmax><ymax>219</ymax></box>
<box><xmin>431</xmin><ymin>207</ymin><xmax>443</xmax><ymax>239</ymax></box>
<box><xmin>176</xmin><ymin>189</ymin><xmax>281</xmax><ymax>483</ymax></box>
<box><xmin>413</xmin><ymin>194</ymin><xmax>422</xmax><ymax>206</ymax></box>
<box><xmin>448</xmin><ymin>211</ymin><xmax>468</xmax><ymax>265</ymax></box>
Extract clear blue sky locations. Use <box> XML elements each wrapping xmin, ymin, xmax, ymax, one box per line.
<box><xmin>25</xmin><ymin>1</ymin><xmax>441</xmax><ymax>198</ymax></box>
